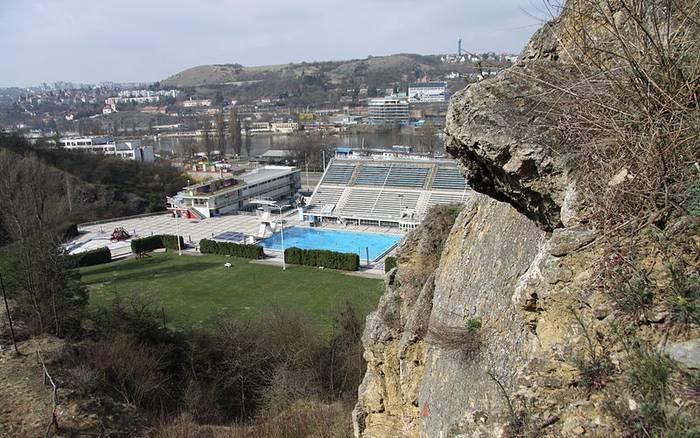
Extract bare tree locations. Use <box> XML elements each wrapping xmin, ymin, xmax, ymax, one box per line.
<box><xmin>243</xmin><ymin>123</ymin><xmax>252</xmax><ymax>158</ymax></box>
<box><xmin>201</xmin><ymin>115</ymin><xmax>213</xmax><ymax>162</ymax></box>
<box><xmin>229</xmin><ymin>107</ymin><xmax>242</xmax><ymax>156</ymax></box>
<box><xmin>215</xmin><ymin>111</ymin><xmax>226</xmax><ymax>157</ymax></box>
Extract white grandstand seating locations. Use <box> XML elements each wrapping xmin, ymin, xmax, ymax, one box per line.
<box><xmin>339</xmin><ymin>189</ymin><xmax>379</xmax><ymax>216</ymax></box>
<box><xmin>371</xmin><ymin>191</ymin><xmax>420</xmax><ymax>217</ymax></box>
<box><xmin>306</xmin><ymin>158</ymin><xmax>472</xmax><ymax>225</ymax></box>
<box><xmin>355</xmin><ymin>165</ymin><xmax>390</xmax><ymax>186</ymax></box>
<box><xmin>321</xmin><ymin>163</ymin><xmax>356</xmax><ymax>185</ymax></box>
<box><xmin>385</xmin><ymin>166</ymin><xmax>429</xmax><ymax>188</ymax></box>
<box><xmin>426</xmin><ymin>191</ymin><xmax>469</xmax><ymax>208</ymax></box>
<box><xmin>431</xmin><ymin>166</ymin><xmax>469</xmax><ymax>190</ymax></box>
<box><xmin>307</xmin><ymin>186</ymin><xmax>346</xmax><ymax>213</ymax></box>
<box><xmin>355</xmin><ymin>164</ymin><xmax>430</xmax><ymax>188</ymax></box>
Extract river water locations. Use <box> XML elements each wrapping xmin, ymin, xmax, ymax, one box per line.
<box><xmin>157</xmin><ymin>131</ymin><xmax>445</xmax><ymax>158</ymax></box>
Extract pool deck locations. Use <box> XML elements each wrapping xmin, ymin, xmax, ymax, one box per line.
<box><xmin>69</xmin><ymin>210</ymin><xmax>404</xmax><ymax>272</ymax></box>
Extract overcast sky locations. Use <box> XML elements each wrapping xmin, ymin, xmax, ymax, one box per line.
<box><xmin>0</xmin><ymin>0</ymin><xmax>546</xmax><ymax>87</ymax></box>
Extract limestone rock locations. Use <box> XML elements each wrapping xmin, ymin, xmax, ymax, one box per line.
<box><xmin>665</xmin><ymin>338</ymin><xmax>700</xmax><ymax>370</ymax></box>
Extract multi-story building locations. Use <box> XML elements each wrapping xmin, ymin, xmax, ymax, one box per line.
<box><xmin>58</xmin><ymin>136</ymin><xmax>154</xmax><ymax>163</ymax></box>
<box><xmin>408</xmin><ymin>82</ymin><xmax>448</xmax><ymax>103</ymax></box>
<box><xmin>182</xmin><ymin>98</ymin><xmax>212</xmax><ymax>108</ymax></box>
<box><xmin>167</xmin><ymin>166</ymin><xmax>301</xmax><ymax>218</ymax></box>
<box><xmin>270</xmin><ymin>122</ymin><xmax>299</xmax><ymax>133</ymax></box>
<box><xmin>368</xmin><ymin>97</ymin><xmax>409</xmax><ymax>124</ymax></box>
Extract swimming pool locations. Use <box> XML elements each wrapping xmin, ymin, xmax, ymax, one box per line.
<box><xmin>258</xmin><ymin>227</ymin><xmax>402</xmax><ymax>261</ymax></box>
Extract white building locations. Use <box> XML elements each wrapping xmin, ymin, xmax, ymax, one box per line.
<box><xmin>115</xmin><ymin>142</ymin><xmax>155</xmax><ymax>163</ymax></box>
<box><xmin>183</xmin><ymin>98</ymin><xmax>212</xmax><ymax>108</ymax></box>
<box><xmin>270</xmin><ymin>122</ymin><xmax>299</xmax><ymax>133</ymax></box>
<box><xmin>58</xmin><ymin>136</ymin><xmax>154</xmax><ymax>163</ymax></box>
<box><xmin>167</xmin><ymin>166</ymin><xmax>302</xmax><ymax>218</ymax></box>
<box><xmin>368</xmin><ymin>97</ymin><xmax>409</xmax><ymax>124</ymax></box>
<box><xmin>408</xmin><ymin>82</ymin><xmax>447</xmax><ymax>103</ymax></box>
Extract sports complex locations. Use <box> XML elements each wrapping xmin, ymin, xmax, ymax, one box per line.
<box><xmin>68</xmin><ymin>146</ymin><xmax>472</xmax><ymax>272</ymax></box>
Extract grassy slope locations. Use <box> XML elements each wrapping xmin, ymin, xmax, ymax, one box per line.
<box><xmin>81</xmin><ymin>253</ymin><xmax>383</xmax><ymax>335</ymax></box>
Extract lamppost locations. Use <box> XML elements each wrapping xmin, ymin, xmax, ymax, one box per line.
<box><xmin>274</xmin><ymin>205</ymin><xmax>289</xmax><ymax>270</ymax></box>
<box><xmin>175</xmin><ymin>209</ymin><xmax>182</xmax><ymax>256</ymax></box>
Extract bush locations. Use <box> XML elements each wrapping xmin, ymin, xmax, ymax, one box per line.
<box><xmin>73</xmin><ymin>247</ymin><xmax>111</xmax><ymax>267</ymax></box>
<box><xmin>199</xmin><ymin>239</ymin><xmax>264</xmax><ymax>259</ymax></box>
<box><xmin>284</xmin><ymin>247</ymin><xmax>359</xmax><ymax>271</ymax></box>
<box><xmin>159</xmin><ymin>235</ymin><xmax>184</xmax><ymax>251</ymax></box>
<box><xmin>384</xmin><ymin>256</ymin><xmax>397</xmax><ymax>273</ymax></box>
<box><xmin>131</xmin><ymin>235</ymin><xmax>184</xmax><ymax>253</ymax></box>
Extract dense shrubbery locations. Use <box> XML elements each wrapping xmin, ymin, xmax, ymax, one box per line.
<box><xmin>199</xmin><ymin>239</ymin><xmax>264</xmax><ymax>259</ymax></box>
<box><xmin>0</xmin><ymin>230</ymin><xmax>88</xmax><ymax>338</ymax></box>
<box><xmin>63</xmin><ymin>294</ymin><xmax>363</xmax><ymax>431</ymax></box>
<box><xmin>284</xmin><ymin>247</ymin><xmax>359</xmax><ymax>271</ymax></box>
<box><xmin>131</xmin><ymin>235</ymin><xmax>184</xmax><ymax>253</ymax></box>
<box><xmin>384</xmin><ymin>256</ymin><xmax>397</xmax><ymax>273</ymax></box>
<box><xmin>73</xmin><ymin>247</ymin><xmax>111</xmax><ymax>267</ymax></box>
<box><xmin>159</xmin><ymin>235</ymin><xmax>185</xmax><ymax>251</ymax></box>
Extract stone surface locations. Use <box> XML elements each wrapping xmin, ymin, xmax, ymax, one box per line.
<box><xmin>665</xmin><ymin>338</ymin><xmax>700</xmax><ymax>370</ymax></box>
<box><xmin>419</xmin><ymin>196</ymin><xmax>546</xmax><ymax>437</ymax></box>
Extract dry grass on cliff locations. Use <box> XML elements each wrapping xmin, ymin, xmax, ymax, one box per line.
<box><xmin>544</xmin><ymin>0</ymin><xmax>700</xmax><ymax>231</ymax></box>
<box><xmin>152</xmin><ymin>401</ymin><xmax>352</xmax><ymax>438</ymax></box>
<box><xmin>426</xmin><ymin>319</ymin><xmax>482</xmax><ymax>356</ymax></box>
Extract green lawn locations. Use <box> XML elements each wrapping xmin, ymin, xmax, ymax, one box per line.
<box><xmin>80</xmin><ymin>252</ymin><xmax>383</xmax><ymax>334</ymax></box>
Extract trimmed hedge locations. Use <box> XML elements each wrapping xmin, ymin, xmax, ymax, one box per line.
<box><xmin>199</xmin><ymin>239</ymin><xmax>264</xmax><ymax>259</ymax></box>
<box><xmin>160</xmin><ymin>235</ymin><xmax>185</xmax><ymax>251</ymax></box>
<box><xmin>284</xmin><ymin>247</ymin><xmax>360</xmax><ymax>271</ymax></box>
<box><xmin>73</xmin><ymin>247</ymin><xmax>111</xmax><ymax>267</ymax></box>
<box><xmin>131</xmin><ymin>234</ymin><xmax>184</xmax><ymax>253</ymax></box>
<box><xmin>384</xmin><ymin>256</ymin><xmax>397</xmax><ymax>273</ymax></box>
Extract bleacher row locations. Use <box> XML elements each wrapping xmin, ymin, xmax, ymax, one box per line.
<box><xmin>320</xmin><ymin>162</ymin><xmax>467</xmax><ymax>190</ymax></box>
<box><xmin>306</xmin><ymin>186</ymin><xmax>468</xmax><ymax>221</ymax></box>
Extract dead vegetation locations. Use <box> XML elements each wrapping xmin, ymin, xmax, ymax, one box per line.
<box><xmin>541</xmin><ymin>0</ymin><xmax>700</xmax><ymax>230</ymax></box>
<box><xmin>426</xmin><ymin>318</ymin><xmax>482</xmax><ymax>356</ymax></box>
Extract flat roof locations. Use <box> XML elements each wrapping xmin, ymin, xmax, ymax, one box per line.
<box><xmin>180</xmin><ymin>166</ymin><xmax>298</xmax><ymax>198</ymax></box>
<box><xmin>242</xmin><ymin>166</ymin><xmax>297</xmax><ymax>186</ymax></box>
<box><xmin>408</xmin><ymin>82</ymin><xmax>447</xmax><ymax>88</ymax></box>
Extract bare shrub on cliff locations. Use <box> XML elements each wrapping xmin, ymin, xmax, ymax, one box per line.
<box><xmin>546</xmin><ymin>0</ymin><xmax>699</xmax><ymax>230</ymax></box>
<box><xmin>426</xmin><ymin>318</ymin><xmax>482</xmax><ymax>356</ymax></box>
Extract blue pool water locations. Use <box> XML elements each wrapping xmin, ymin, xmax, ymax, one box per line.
<box><xmin>258</xmin><ymin>227</ymin><xmax>402</xmax><ymax>261</ymax></box>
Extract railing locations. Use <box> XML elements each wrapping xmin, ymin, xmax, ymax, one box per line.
<box><xmin>37</xmin><ymin>350</ymin><xmax>59</xmax><ymax>438</ymax></box>
<box><xmin>78</xmin><ymin>211</ymin><xmax>169</xmax><ymax>228</ymax></box>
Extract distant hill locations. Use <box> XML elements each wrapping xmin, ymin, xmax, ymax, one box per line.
<box><xmin>161</xmin><ymin>54</ymin><xmax>454</xmax><ymax>89</ymax></box>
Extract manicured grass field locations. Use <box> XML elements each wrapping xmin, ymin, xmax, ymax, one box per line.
<box><xmin>80</xmin><ymin>252</ymin><xmax>383</xmax><ymax>334</ymax></box>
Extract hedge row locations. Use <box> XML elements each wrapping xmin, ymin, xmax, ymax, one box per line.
<box><xmin>284</xmin><ymin>247</ymin><xmax>359</xmax><ymax>271</ymax></box>
<box><xmin>131</xmin><ymin>234</ymin><xmax>184</xmax><ymax>253</ymax></box>
<box><xmin>199</xmin><ymin>239</ymin><xmax>264</xmax><ymax>259</ymax></box>
<box><xmin>73</xmin><ymin>247</ymin><xmax>111</xmax><ymax>267</ymax></box>
<box><xmin>384</xmin><ymin>256</ymin><xmax>397</xmax><ymax>273</ymax></box>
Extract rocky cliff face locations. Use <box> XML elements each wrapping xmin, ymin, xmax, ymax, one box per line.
<box><xmin>354</xmin><ymin>2</ymin><xmax>699</xmax><ymax>436</ymax></box>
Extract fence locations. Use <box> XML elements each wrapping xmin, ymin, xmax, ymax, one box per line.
<box><xmin>77</xmin><ymin>211</ymin><xmax>169</xmax><ymax>228</ymax></box>
<box><xmin>37</xmin><ymin>350</ymin><xmax>59</xmax><ymax>438</ymax></box>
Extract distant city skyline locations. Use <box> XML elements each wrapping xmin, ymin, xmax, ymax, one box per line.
<box><xmin>0</xmin><ymin>0</ymin><xmax>547</xmax><ymax>88</ymax></box>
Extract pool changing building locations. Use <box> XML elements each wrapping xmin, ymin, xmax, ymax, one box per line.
<box><xmin>304</xmin><ymin>147</ymin><xmax>471</xmax><ymax>230</ymax></box>
<box><xmin>167</xmin><ymin>166</ymin><xmax>301</xmax><ymax>219</ymax></box>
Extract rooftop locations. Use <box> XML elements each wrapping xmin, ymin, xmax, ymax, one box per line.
<box><xmin>182</xmin><ymin>165</ymin><xmax>298</xmax><ymax>197</ymax></box>
<box><xmin>408</xmin><ymin>82</ymin><xmax>447</xmax><ymax>88</ymax></box>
